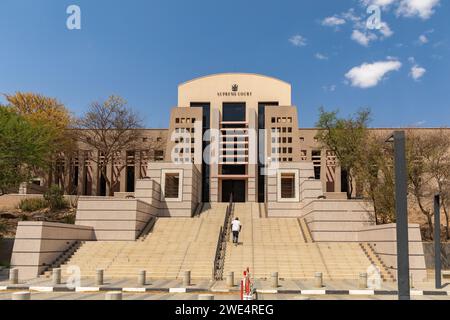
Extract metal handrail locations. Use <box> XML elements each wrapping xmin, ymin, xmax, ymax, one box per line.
<box><xmin>212</xmin><ymin>194</ymin><xmax>234</xmax><ymax>280</ymax></box>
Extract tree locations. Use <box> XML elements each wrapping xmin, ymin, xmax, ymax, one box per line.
<box><xmin>315</xmin><ymin>107</ymin><xmax>371</xmax><ymax>199</ymax></box>
<box><xmin>0</xmin><ymin>106</ymin><xmax>54</xmax><ymax>194</ymax></box>
<box><xmin>422</xmin><ymin>130</ymin><xmax>450</xmax><ymax>240</ymax></box>
<box><xmin>75</xmin><ymin>96</ymin><xmax>142</xmax><ymax>196</ymax></box>
<box><xmin>4</xmin><ymin>92</ymin><xmax>75</xmax><ymax>191</ymax></box>
<box><xmin>355</xmin><ymin>133</ymin><xmax>396</xmax><ymax>224</ymax></box>
<box><xmin>406</xmin><ymin>132</ymin><xmax>438</xmax><ymax>240</ymax></box>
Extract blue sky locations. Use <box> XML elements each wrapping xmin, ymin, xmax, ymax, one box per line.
<box><xmin>0</xmin><ymin>0</ymin><xmax>449</xmax><ymax>128</ymax></box>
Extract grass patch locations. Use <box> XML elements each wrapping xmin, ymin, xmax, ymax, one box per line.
<box><xmin>18</xmin><ymin>198</ymin><xmax>48</xmax><ymax>212</ymax></box>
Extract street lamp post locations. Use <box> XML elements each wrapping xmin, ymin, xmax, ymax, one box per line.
<box><xmin>389</xmin><ymin>131</ymin><xmax>411</xmax><ymax>300</ymax></box>
<box><xmin>434</xmin><ymin>194</ymin><xmax>441</xmax><ymax>289</ymax></box>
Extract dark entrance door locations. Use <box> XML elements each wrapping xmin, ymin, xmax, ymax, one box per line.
<box><xmin>222</xmin><ymin>180</ymin><xmax>245</xmax><ymax>202</ymax></box>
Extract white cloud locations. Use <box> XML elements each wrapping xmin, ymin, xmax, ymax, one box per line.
<box><xmin>289</xmin><ymin>35</ymin><xmax>307</xmax><ymax>47</ymax></box>
<box><xmin>418</xmin><ymin>34</ymin><xmax>428</xmax><ymax>44</ymax></box>
<box><xmin>379</xmin><ymin>22</ymin><xmax>394</xmax><ymax>38</ymax></box>
<box><xmin>315</xmin><ymin>53</ymin><xmax>329</xmax><ymax>60</ymax></box>
<box><xmin>323</xmin><ymin>85</ymin><xmax>337</xmax><ymax>92</ymax></box>
<box><xmin>322</xmin><ymin>16</ymin><xmax>346</xmax><ymax>27</ymax></box>
<box><xmin>351</xmin><ymin>29</ymin><xmax>378</xmax><ymax>46</ymax></box>
<box><xmin>397</xmin><ymin>0</ymin><xmax>440</xmax><ymax>19</ymax></box>
<box><xmin>410</xmin><ymin>65</ymin><xmax>426</xmax><ymax>80</ymax></box>
<box><xmin>361</xmin><ymin>0</ymin><xmax>397</xmax><ymax>9</ymax></box>
<box><xmin>345</xmin><ymin>60</ymin><xmax>402</xmax><ymax>88</ymax></box>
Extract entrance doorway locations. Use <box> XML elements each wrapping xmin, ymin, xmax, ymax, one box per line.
<box><xmin>222</xmin><ymin>180</ymin><xmax>245</xmax><ymax>202</ymax></box>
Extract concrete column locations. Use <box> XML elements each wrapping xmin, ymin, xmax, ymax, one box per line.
<box><xmin>271</xmin><ymin>272</ymin><xmax>279</xmax><ymax>288</ymax></box>
<box><xmin>183</xmin><ymin>270</ymin><xmax>191</xmax><ymax>287</ymax></box>
<box><xmin>138</xmin><ymin>270</ymin><xmax>146</xmax><ymax>286</ymax></box>
<box><xmin>9</xmin><ymin>268</ymin><xmax>18</xmax><ymax>285</ymax></box>
<box><xmin>198</xmin><ymin>294</ymin><xmax>214</xmax><ymax>300</ymax></box>
<box><xmin>105</xmin><ymin>291</ymin><xmax>122</xmax><ymax>300</ymax></box>
<box><xmin>52</xmin><ymin>268</ymin><xmax>61</xmax><ymax>285</ymax></box>
<box><xmin>358</xmin><ymin>273</ymin><xmax>367</xmax><ymax>289</ymax></box>
<box><xmin>91</xmin><ymin>151</ymin><xmax>98</xmax><ymax>196</ymax></box>
<box><xmin>314</xmin><ymin>272</ymin><xmax>323</xmax><ymax>288</ymax></box>
<box><xmin>96</xmin><ymin>269</ymin><xmax>104</xmax><ymax>286</ymax></box>
<box><xmin>226</xmin><ymin>272</ymin><xmax>234</xmax><ymax>288</ymax></box>
<box><xmin>12</xmin><ymin>292</ymin><xmax>30</xmax><ymax>300</ymax></box>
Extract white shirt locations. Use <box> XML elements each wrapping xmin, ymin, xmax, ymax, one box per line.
<box><xmin>231</xmin><ymin>220</ymin><xmax>241</xmax><ymax>232</ymax></box>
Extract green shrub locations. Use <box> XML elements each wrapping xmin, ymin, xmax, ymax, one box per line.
<box><xmin>62</xmin><ymin>214</ymin><xmax>76</xmax><ymax>224</ymax></box>
<box><xmin>44</xmin><ymin>185</ymin><xmax>68</xmax><ymax>211</ymax></box>
<box><xmin>19</xmin><ymin>198</ymin><xmax>48</xmax><ymax>212</ymax></box>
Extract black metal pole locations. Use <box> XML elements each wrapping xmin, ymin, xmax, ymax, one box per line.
<box><xmin>393</xmin><ymin>131</ymin><xmax>410</xmax><ymax>300</ymax></box>
<box><xmin>434</xmin><ymin>194</ymin><xmax>441</xmax><ymax>289</ymax></box>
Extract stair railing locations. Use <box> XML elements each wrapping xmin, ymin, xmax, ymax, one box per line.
<box><xmin>212</xmin><ymin>194</ymin><xmax>234</xmax><ymax>280</ymax></box>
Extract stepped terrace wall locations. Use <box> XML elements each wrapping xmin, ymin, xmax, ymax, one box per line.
<box><xmin>10</xmin><ymin>222</ymin><xmax>94</xmax><ymax>280</ymax></box>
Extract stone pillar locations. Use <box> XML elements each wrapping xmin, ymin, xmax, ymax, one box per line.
<box><xmin>226</xmin><ymin>272</ymin><xmax>234</xmax><ymax>288</ymax></box>
<box><xmin>138</xmin><ymin>270</ymin><xmax>146</xmax><ymax>286</ymax></box>
<box><xmin>9</xmin><ymin>268</ymin><xmax>18</xmax><ymax>285</ymax></box>
<box><xmin>105</xmin><ymin>291</ymin><xmax>122</xmax><ymax>300</ymax></box>
<box><xmin>271</xmin><ymin>272</ymin><xmax>279</xmax><ymax>288</ymax></box>
<box><xmin>314</xmin><ymin>272</ymin><xmax>323</xmax><ymax>288</ymax></box>
<box><xmin>12</xmin><ymin>292</ymin><xmax>30</xmax><ymax>300</ymax></box>
<box><xmin>96</xmin><ymin>269</ymin><xmax>104</xmax><ymax>286</ymax></box>
<box><xmin>198</xmin><ymin>294</ymin><xmax>214</xmax><ymax>300</ymax></box>
<box><xmin>91</xmin><ymin>151</ymin><xmax>99</xmax><ymax>196</ymax></box>
<box><xmin>183</xmin><ymin>270</ymin><xmax>191</xmax><ymax>287</ymax></box>
<box><xmin>52</xmin><ymin>268</ymin><xmax>62</xmax><ymax>285</ymax></box>
<box><xmin>358</xmin><ymin>273</ymin><xmax>367</xmax><ymax>289</ymax></box>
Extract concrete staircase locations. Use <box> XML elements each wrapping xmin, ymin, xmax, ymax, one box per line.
<box><xmin>223</xmin><ymin>203</ymin><xmax>388</xmax><ymax>280</ymax></box>
<box><xmin>56</xmin><ymin>203</ymin><xmax>227</xmax><ymax>280</ymax></box>
<box><xmin>359</xmin><ymin>243</ymin><xmax>395</xmax><ymax>281</ymax></box>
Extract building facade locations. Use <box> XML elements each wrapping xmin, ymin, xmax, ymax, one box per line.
<box><xmin>40</xmin><ymin>73</ymin><xmax>448</xmax><ymax>205</ymax></box>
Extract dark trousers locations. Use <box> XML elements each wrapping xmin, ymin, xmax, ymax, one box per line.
<box><xmin>232</xmin><ymin>231</ymin><xmax>239</xmax><ymax>244</ymax></box>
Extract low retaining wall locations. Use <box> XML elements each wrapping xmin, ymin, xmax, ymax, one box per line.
<box><xmin>10</xmin><ymin>222</ymin><xmax>95</xmax><ymax>280</ymax></box>
<box><xmin>301</xmin><ymin>199</ymin><xmax>375</xmax><ymax>241</ymax></box>
<box><xmin>358</xmin><ymin>224</ymin><xmax>427</xmax><ymax>281</ymax></box>
<box><xmin>422</xmin><ymin>242</ymin><xmax>450</xmax><ymax>269</ymax></box>
<box><xmin>75</xmin><ymin>197</ymin><xmax>158</xmax><ymax>241</ymax></box>
<box><xmin>0</xmin><ymin>194</ymin><xmax>79</xmax><ymax>210</ymax></box>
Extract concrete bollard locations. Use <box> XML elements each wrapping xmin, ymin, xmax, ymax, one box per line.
<box><xmin>314</xmin><ymin>272</ymin><xmax>323</xmax><ymax>288</ymax></box>
<box><xmin>271</xmin><ymin>272</ymin><xmax>279</xmax><ymax>288</ymax></box>
<box><xmin>410</xmin><ymin>274</ymin><xmax>414</xmax><ymax>289</ymax></box>
<box><xmin>105</xmin><ymin>291</ymin><xmax>122</xmax><ymax>300</ymax></box>
<box><xmin>12</xmin><ymin>292</ymin><xmax>30</xmax><ymax>300</ymax></box>
<box><xmin>358</xmin><ymin>272</ymin><xmax>368</xmax><ymax>289</ymax></box>
<box><xmin>9</xmin><ymin>268</ymin><xmax>18</xmax><ymax>285</ymax></box>
<box><xmin>96</xmin><ymin>269</ymin><xmax>104</xmax><ymax>286</ymax></box>
<box><xmin>183</xmin><ymin>270</ymin><xmax>191</xmax><ymax>287</ymax></box>
<box><xmin>52</xmin><ymin>268</ymin><xmax>62</xmax><ymax>285</ymax></box>
<box><xmin>138</xmin><ymin>270</ymin><xmax>146</xmax><ymax>286</ymax></box>
<box><xmin>226</xmin><ymin>272</ymin><xmax>234</xmax><ymax>287</ymax></box>
<box><xmin>198</xmin><ymin>294</ymin><xmax>214</xmax><ymax>300</ymax></box>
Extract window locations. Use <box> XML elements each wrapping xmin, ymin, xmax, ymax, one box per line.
<box><xmin>164</xmin><ymin>173</ymin><xmax>180</xmax><ymax>199</ymax></box>
<box><xmin>175</xmin><ymin>118</ymin><xmax>180</xmax><ymax>124</ymax></box>
<box><xmin>154</xmin><ymin>150</ymin><xmax>164</xmax><ymax>161</ymax></box>
<box><xmin>281</xmin><ymin>173</ymin><xmax>295</xmax><ymax>199</ymax></box>
<box><xmin>223</xmin><ymin>103</ymin><xmax>246</xmax><ymax>122</ymax></box>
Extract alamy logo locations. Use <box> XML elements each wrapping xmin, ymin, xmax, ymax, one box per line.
<box><xmin>66</xmin><ymin>5</ymin><xmax>81</xmax><ymax>30</ymax></box>
<box><xmin>232</xmin><ymin>84</ymin><xmax>238</xmax><ymax>92</ymax></box>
